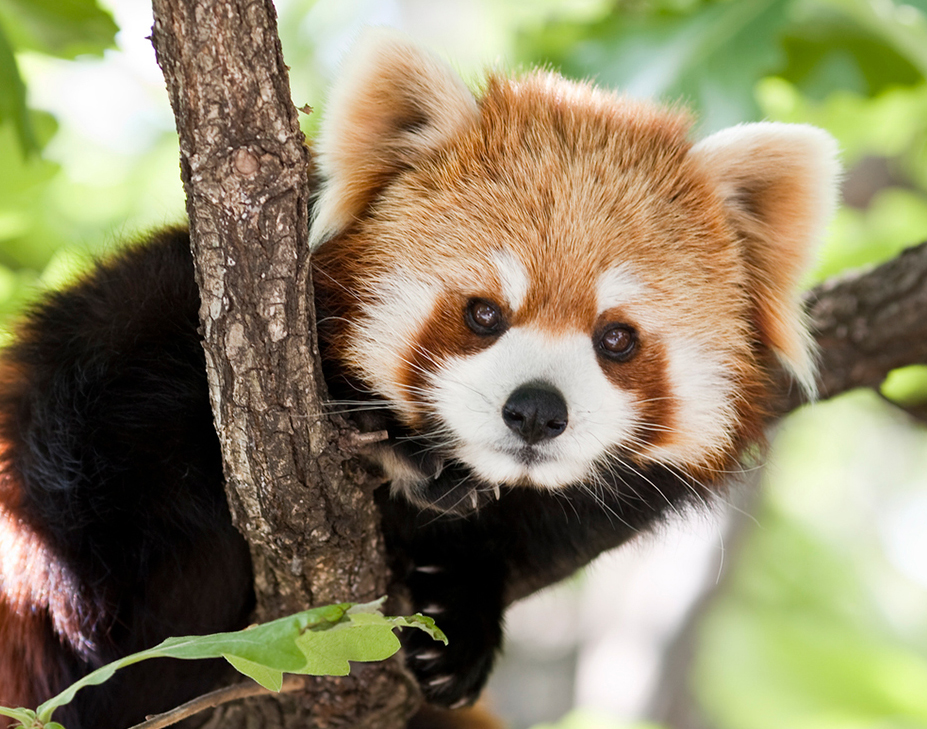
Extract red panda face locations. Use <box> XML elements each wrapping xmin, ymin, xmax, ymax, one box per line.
<box><xmin>310</xmin><ymin>31</ymin><xmax>840</xmax><ymax>507</ymax></box>
<box><xmin>317</xmin><ymin>116</ymin><xmax>750</xmax><ymax>491</ymax></box>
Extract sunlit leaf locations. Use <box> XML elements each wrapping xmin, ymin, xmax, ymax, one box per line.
<box><xmin>30</xmin><ymin>600</ymin><xmax>444</xmax><ymax>724</ymax></box>
<box><xmin>0</xmin><ymin>0</ymin><xmax>117</xmax><ymax>59</ymax></box>
<box><xmin>33</xmin><ymin>604</ymin><xmax>352</xmax><ymax>719</ymax></box>
<box><xmin>224</xmin><ymin>655</ymin><xmax>284</xmax><ymax>693</ymax></box>
<box><xmin>881</xmin><ymin>365</ymin><xmax>927</xmax><ymax>407</ymax></box>
<box><xmin>297</xmin><ymin>622</ymin><xmax>401</xmax><ymax>676</ymax></box>
<box><xmin>0</xmin><ymin>707</ymin><xmax>35</xmax><ymax>723</ymax></box>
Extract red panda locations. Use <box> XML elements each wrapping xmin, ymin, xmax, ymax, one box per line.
<box><xmin>0</xmin><ymin>29</ymin><xmax>838</xmax><ymax>729</ymax></box>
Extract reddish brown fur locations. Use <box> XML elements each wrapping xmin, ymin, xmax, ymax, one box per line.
<box><xmin>0</xmin><ymin>471</ymin><xmax>69</xmax><ymax>719</ymax></box>
<box><xmin>409</xmin><ymin>702</ymin><xmax>506</xmax><ymax>729</ymax></box>
<box><xmin>0</xmin><ymin>601</ymin><xmax>58</xmax><ymax>721</ymax></box>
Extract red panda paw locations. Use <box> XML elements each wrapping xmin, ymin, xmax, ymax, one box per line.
<box><xmin>399</xmin><ymin>463</ymin><xmax>501</xmax><ymax>516</ymax></box>
<box><xmin>402</xmin><ymin>559</ymin><xmax>505</xmax><ymax>707</ymax></box>
<box><xmin>405</xmin><ymin>611</ymin><xmax>499</xmax><ymax>708</ymax></box>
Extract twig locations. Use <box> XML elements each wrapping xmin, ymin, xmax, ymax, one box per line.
<box><xmin>343</xmin><ymin>429</ymin><xmax>390</xmax><ymax>450</ymax></box>
<box><xmin>128</xmin><ymin>676</ymin><xmax>307</xmax><ymax>729</ymax></box>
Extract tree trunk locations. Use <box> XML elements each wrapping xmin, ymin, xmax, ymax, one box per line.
<box><xmin>149</xmin><ymin>0</ymin><xmax>419</xmax><ymax>726</ymax></box>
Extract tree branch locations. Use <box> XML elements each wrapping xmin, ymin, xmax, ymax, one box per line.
<box><xmin>775</xmin><ymin>239</ymin><xmax>927</xmax><ymax>416</ymax></box>
<box><xmin>149</xmin><ymin>0</ymin><xmax>418</xmax><ymax>726</ymax></box>
<box><xmin>129</xmin><ymin>677</ymin><xmax>308</xmax><ymax>729</ymax></box>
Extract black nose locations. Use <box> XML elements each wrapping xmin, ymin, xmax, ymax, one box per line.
<box><xmin>502</xmin><ymin>383</ymin><xmax>568</xmax><ymax>445</ymax></box>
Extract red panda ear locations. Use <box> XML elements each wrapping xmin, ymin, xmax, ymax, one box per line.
<box><xmin>309</xmin><ymin>29</ymin><xmax>479</xmax><ymax>248</ymax></box>
<box><xmin>689</xmin><ymin>122</ymin><xmax>841</xmax><ymax>397</ymax></box>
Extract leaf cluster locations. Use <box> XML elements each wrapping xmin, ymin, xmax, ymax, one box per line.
<box><xmin>0</xmin><ymin>600</ymin><xmax>444</xmax><ymax>729</ymax></box>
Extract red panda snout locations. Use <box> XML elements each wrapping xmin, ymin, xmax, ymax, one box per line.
<box><xmin>501</xmin><ymin>382</ymin><xmax>569</xmax><ymax>445</ymax></box>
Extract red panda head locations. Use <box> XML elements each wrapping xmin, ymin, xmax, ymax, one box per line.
<box><xmin>311</xmin><ymin>30</ymin><xmax>840</xmax><ymax>508</ymax></box>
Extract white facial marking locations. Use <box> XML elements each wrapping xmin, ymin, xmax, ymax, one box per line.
<box><xmin>596</xmin><ymin>264</ymin><xmax>649</xmax><ymax>315</ymax></box>
<box><xmin>348</xmin><ymin>270</ymin><xmax>440</xmax><ymax>406</ymax></box>
<box><xmin>357</xmin><ymin>264</ymin><xmax>741</xmax><ymax>489</ymax></box>
<box><xmin>643</xmin><ymin>335</ymin><xmax>737</xmax><ymax>468</ymax></box>
<box><xmin>428</xmin><ymin>327</ymin><xmax>639</xmax><ymax>488</ymax></box>
<box><xmin>491</xmin><ymin>250</ymin><xmax>529</xmax><ymax>312</ymax></box>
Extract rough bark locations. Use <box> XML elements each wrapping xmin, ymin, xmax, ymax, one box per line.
<box><xmin>788</xmin><ymin>240</ymin><xmax>927</xmax><ymax>412</ymax></box>
<box><xmin>149</xmin><ymin>0</ymin><xmax>418</xmax><ymax>727</ymax></box>
<box><xmin>765</xmin><ymin>240</ymin><xmax>927</xmax><ymax>421</ymax></box>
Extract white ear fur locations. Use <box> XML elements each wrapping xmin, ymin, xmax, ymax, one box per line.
<box><xmin>689</xmin><ymin>122</ymin><xmax>841</xmax><ymax>397</ymax></box>
<box><xmin>309</xmin><ymin>29</ymin><xmax>479</xmax><ymax>249</ymax></box>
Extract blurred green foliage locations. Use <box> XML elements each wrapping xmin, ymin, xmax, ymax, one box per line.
<box><xmin>0</xmin><ymin>0</ymin><xmax>116</xmax><ymax>154</ymax></box>
<box><xmin>2</xmin><ymin>2</ymin><xmax>927</xmax><ymax>729</ymax></box>
<box><xmin>883</xmin><ymin>365</ymin><xmax>927</xmax><ymax>408</ymax></box>
<box><xmin>695</xmin><ymin>393</ymin><xmax>927</xmax><ymax>729</ymax></box>
<box><xmin>532</xmin><ymin>708</ymin><xmax>663</xmax><ymax>729</ymax></box>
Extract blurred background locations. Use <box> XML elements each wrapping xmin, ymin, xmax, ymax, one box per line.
<box><xmin>2</xmin><ymin>0</ymin><xmax>927</xmax><ymax>727</ymax></box>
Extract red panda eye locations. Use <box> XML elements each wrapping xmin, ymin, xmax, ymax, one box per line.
<box><xmin>465</xmin><ymin>298</ymin><xmax>504</xmax><ymax>335</ymax></box>
<box><xmin>598</xmin><ymin>324</ymin><xmax>637</xmax><ymax>361</ymax></box>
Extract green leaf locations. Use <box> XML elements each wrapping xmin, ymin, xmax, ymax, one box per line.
<box><xmin>296</xmin><ymin>621</ymin><xmax>401</xmax><ymax>676</ymax></box>
<box><xmin>881</xmin><ymin>365</ymin><xmax>927</xmax><ymax>407</ymax></box>
<box><xmin>35</xmin><ymin>662</ymin><xmax>122</xmax><ymax>721</ymax></box>
<box><xmin>224</xmin><ymin>655</ymin><xmax>284</xmax><ymax>693</ymax></box>
<box><xmin>152</xmin><ymin>602</ymin><xmax>352</xmax><ymax>670</ymax></box>
<box><xmin>0</xmin><ymin>18</ymin><xmax>36</xmax><ymax>155</ymax></box>
<box><xmin>295</xmin><ymin>606</ymin><xmax>446</xmax><ymax>676</ymax></box>
<box><xmin>34</xmin><ymin>604</ymin><xmax>350</xmax><ymax>720</ymax></box>
<box><xmin>31</xmin><ymin>600</ymin><xmax>444</xmax><ymax>724</ymax></box>
<box><xmin>0</xmin><ymin>0</ymin><xmax>116</xmax><ymax>156</ymax></box>
<box><xmin>387</xmin><ymin>612</ymin><xmax>447</xmax><ymax>644</ymax></box>
<box><xmin>0</xmin><ymin>707</ymin><xmax>35</xmax><ymax>723</ymax></box>
<box><xmin>0</xmin><ymin>0</ymin><xmax>117</xmax><ymax>59</ymax></box>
